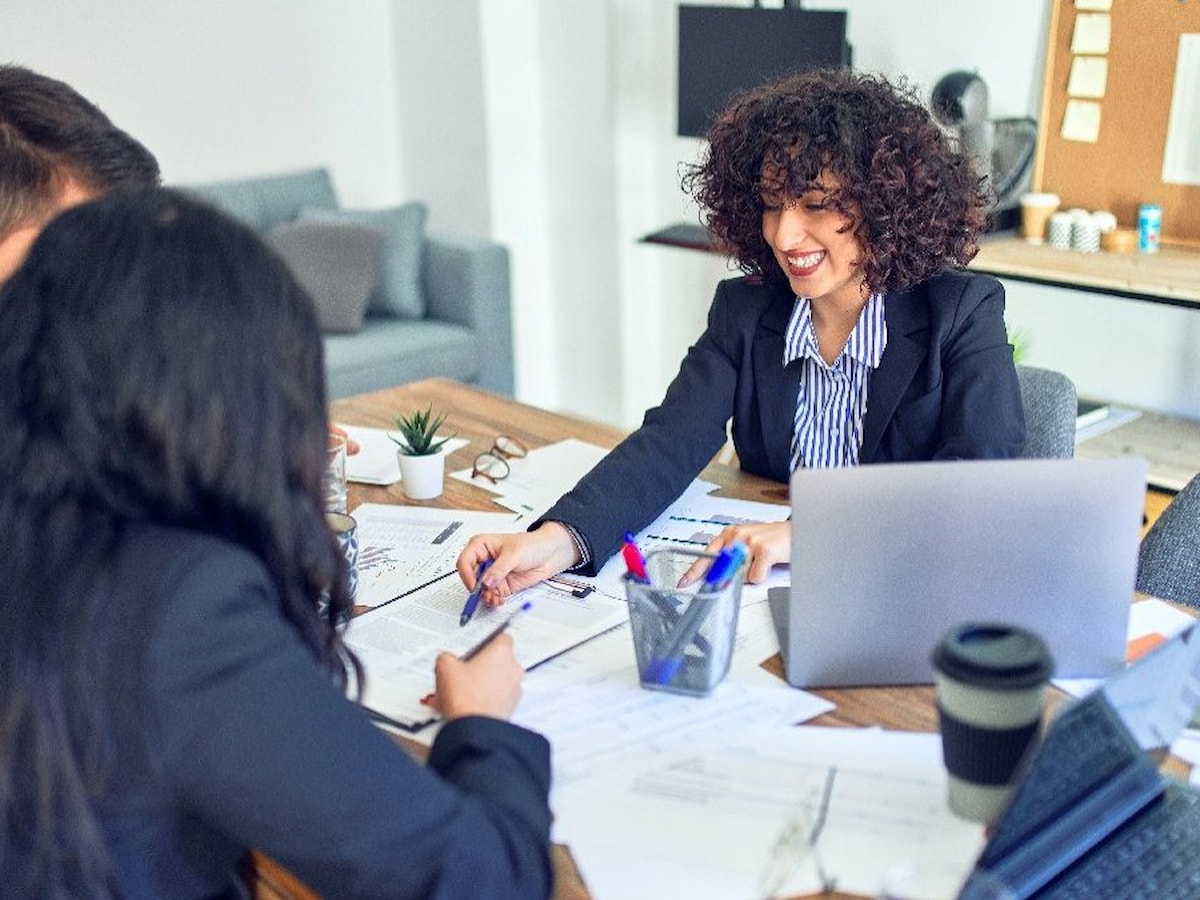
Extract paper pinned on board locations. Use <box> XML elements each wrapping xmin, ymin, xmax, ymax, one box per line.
<box><xmin>1062</xmin><ymin>99</ymin><xmax>1102</xmax><ymax>143</ymax></box>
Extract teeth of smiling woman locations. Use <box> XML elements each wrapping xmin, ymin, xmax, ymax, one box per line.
<box><xmin>788</xmin><ymin>251</ymin><xmax>824</xmax><ymax>268</ymax></box>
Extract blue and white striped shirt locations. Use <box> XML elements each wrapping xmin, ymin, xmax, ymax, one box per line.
<box><xmin>784</xmin><ymin>293</ymin><xmax>888</xmax><ymax>471</ymax></box>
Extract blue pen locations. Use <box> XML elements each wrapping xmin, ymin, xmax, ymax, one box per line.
<box><xmin>461</xmin><ymin>600</ymin><xmax>533</xmax><ymax>660</ymax></box>
<box><xmin>459</xmin><ymin>559</ymin><xmax>493</xmax><ymax>627</ymax></box>
<box><xmin>704</xmin><ymin>542</ymin><xmax>747</xmax><ymax>590</ymax></box>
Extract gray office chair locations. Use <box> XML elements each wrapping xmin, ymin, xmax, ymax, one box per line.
<box><xmin>1137</xmin><ymin>472</ymin><xmax>1200</xmax><ymax>608</ymax></box>
<box><xmin>1015</xmin><ymin>364</ymin><xmax>1077</xmax><ymax>459</ymax></box>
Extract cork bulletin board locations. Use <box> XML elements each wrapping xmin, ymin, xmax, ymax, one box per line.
<box><xmin>1033</xmin><ymin>0</ymin><xmax>1200</xmax><ymax>247</ymax></box>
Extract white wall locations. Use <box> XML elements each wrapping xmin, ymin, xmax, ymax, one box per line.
<box><xmin>3</xmin><ymin>0</ymin><xmax>1197</xmax><ymax>424</ymax></box>
<box><xmin>0</xmin><ymin>0</ymin><xmax>405</xmax><ymax>205</ymax></box>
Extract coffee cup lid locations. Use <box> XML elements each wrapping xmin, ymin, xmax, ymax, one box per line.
<box><xmin>931</xmin><ymin>622</ymin><xmax>1053</xmax><ymax>690</ymax></box>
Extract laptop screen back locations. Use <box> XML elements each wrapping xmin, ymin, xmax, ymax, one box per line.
<box><xmin>780</xmin><ymin>457</ymin><xmax>1147</xmax><ymax>687</ymax></box>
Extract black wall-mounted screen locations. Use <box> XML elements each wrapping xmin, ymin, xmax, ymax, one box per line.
<box><xmin>677</xmin><ymin>5</ymin><xmax>850</xmax><ymax>139</ymax></box>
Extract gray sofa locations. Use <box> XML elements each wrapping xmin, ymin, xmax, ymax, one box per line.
<box><xmin>183</xmin><ymin>167</ymin><xmax>513</xmax><ymax>399</ymax></box>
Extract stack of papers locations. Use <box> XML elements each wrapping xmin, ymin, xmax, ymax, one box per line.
<box><xmin>340</xmin><ymin>444</ymin><xmax>991</xmax><ymax>894</ymax></box>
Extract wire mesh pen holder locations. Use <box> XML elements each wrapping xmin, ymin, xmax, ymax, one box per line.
<box><xmin>625</xmin><ymin>548</ymin><xmax>743</xmax><ymax>697</ymax></box>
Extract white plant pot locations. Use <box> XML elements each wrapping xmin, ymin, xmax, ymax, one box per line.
<box><xmin>397</xmin><ymin>450</ymin><xmax>445</xmax><ymax>500</ymax></box>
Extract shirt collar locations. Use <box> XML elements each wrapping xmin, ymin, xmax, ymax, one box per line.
<box><xmin>783</xmin><ymin>293</ymin><xmax>887</xmax><ymax>368</ymax></box>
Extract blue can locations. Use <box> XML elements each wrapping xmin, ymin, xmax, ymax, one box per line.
<box><xmin>1138</xmin><ymin>203</ymin><xmax>1162</xmax><ymax>253</ymax></box>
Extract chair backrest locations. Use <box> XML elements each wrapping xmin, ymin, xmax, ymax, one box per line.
<box><xmin>1137</xmin><ymin>472</ymin><xmax>1200</xmax><ymax>608</ymax></box>
<box><xmin>1015</xmin><ymin>364</ymin><xmax>1077</xmax><ymax>459</ymax></box>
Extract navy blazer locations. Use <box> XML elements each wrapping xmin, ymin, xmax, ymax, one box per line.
<box><xmin>71</xmin><ymin>524</ymin><xmax>553</xmax><ymax>899</ymax></box>
<box><xmin>543</xmin><ymin>270</ymin><xmax>1026</xmax><ymax>572</ymax></box>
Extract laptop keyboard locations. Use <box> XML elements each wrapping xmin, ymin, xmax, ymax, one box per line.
<box><xmin>983</xmin><ymin>695</ymin><xmax>1139</xmax><ymax>864</ymax></box>
<box><xmin>1038</xmin><ymin>782</ymin><xmax>1200</xmax><ymax>899</ymax></box>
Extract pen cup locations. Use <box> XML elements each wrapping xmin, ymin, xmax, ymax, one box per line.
<box><xmin>624</xmin><ymin>548</ymin><xmax>743</xmax><ymax>697</ymax></box>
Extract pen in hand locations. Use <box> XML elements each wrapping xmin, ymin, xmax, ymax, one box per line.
<box><xmin>461</xmin><ymin>600</ymin><xmax>533</xmax><ymax>661</ymax></box>
<box><xmin>422</xmin><ymin>600</ymin><xmax>533</xmax><ymax>707</ymax></box>
<box><xmin>459</xmin><ymin>559</ymin><xmax>492</xmax><ymax>626</ymax></box>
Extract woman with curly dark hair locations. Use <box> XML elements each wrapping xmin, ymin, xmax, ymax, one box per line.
<box><xmin>457</xmin><ymin>67</ymin><xmax>1024</xmax><ymax>597</ymax></box>
<box><xmin>0</xmin><ymin>188</ymin><xmax>552</xmax><ymax>898</ymax></box>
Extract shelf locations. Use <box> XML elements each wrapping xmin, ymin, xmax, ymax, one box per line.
<box><xmin>640</xmin><ymin>222</ymin><xmax>713</xmax><ymax>252</ymax></box>
<box><xmin>969</xmin><ymin>235</ymin><xmax>1200</xmax><ymax>309</ymax></box>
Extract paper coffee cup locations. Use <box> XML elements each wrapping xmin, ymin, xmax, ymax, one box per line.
<box><xmin>931</xmin><ymin>623</ymin><xmax>1053</xmax><ymax>824</ymax></box>
<box><xmin>1018</xmin><ymin>193</ymin><xmax>1060</xmax><ymax>244</ymax></box>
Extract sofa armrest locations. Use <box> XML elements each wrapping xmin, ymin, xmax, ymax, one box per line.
<box><xmin>423</xmin><ymin>232</ymin><xmax>514</xmax><ymax>396</ymax></box>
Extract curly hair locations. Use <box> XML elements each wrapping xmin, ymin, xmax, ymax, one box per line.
<box><xmin>0</xmin><ymin>188</ymin><xmax>356</xmax><ymax>895</ymax></box>
<box><xmin>681</xmin><ymin>68</ymin><xmax>990</xmax><ymax>295</ymax></box>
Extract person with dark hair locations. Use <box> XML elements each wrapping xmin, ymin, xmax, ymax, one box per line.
<box><xmin>0</xmin><ymin>64</ymin><xmax>161</xmax><ymax>284</ymax></box>
<box><xmin>457</xmin><ymin>67</ymin><xmax>1025</xmax><ymax>597</ymax></box>
<box><xmin>0</xmin><ymin>188</ymin><xmax>552</xmax><ymax>898</ymax></box>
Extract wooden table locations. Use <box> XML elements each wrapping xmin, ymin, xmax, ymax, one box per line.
<box><xmin>247</xmin><ymin>377</ymin><xmax>1181</xmax><ymax>899</ymax></box>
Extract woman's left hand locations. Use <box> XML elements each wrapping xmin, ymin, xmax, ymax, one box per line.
<box><xmin>679</xmin><ymin>520</ymin><xmax>791</xmax><ymax>586</ymax></box>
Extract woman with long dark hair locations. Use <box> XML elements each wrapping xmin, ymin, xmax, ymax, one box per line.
<box><xmin>0</xmin><ymin>188</ymin><xmax>552</xmax><ymax>898</ymax></box>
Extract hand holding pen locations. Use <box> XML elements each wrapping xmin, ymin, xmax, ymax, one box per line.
<box><xmin>678</xmin><ymin>521</ymin><xmax>791</xmax><ymax>587</ymax></box>
<box><xmin>460</xmin><ymin>559</ymin><xmax>493</xmax><ymax>626</ymax></box>
<box><xmin>427</xmin><ymin>602</ymin><xmax>533</xmax><ymax>719</ymax></box>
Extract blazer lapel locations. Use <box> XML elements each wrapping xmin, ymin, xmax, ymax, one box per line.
<box><xmin>754</xmin><ymin>288</ymin><xmax>800</xmax><ymax>477</ymax></box>
<box><xmin>861</xmin><ymin>289</ymin><xmax>930</xmax><ymax>461</ymax></box>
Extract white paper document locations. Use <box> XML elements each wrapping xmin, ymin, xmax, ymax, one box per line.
<box><xmin>510</xmin><ymin>625</ymin><xmax>833</xmax><ymax>787</ymax></box>
<box><xmin>1070</xmin><ymin>12</ymin><xmax>1111</xmax><ymax>54</ymax></box>
<box><xmin>1067</xmin><ymin>55</ymin><xmax>1108</xmax><ymax>99</ymax></box>
<box><xmin>345</xmin><ymin>575</ymin><xmax>629</xmax><ymax>731</ymax></box>
<box><xmin>1062</xmin><ymin>98</ymin><xmax>1102</xmax><ymax>143</ymax></box>
<box><xmin>590</xmin><ymin>488</ymin><xmax>791</xmax><ymax>599</ymax></box>
<box><xmin>352</xmin><ymin>504</ymin><xmax>523</xmax><ymax>606</ymax></box>
<box><xmin>337</xmin><ymin>423</ymin><xmax>469</xmax><ymax>485</ymax></box>
<box><xmin>1163</xmin><ymin>34</ymin><xmax>1200</xmax><ymax>186</ymax></box>
<box><xmin>554</xmin><ymin>726</ymin><xmax>985</xmax><ymax>900</ymax></box>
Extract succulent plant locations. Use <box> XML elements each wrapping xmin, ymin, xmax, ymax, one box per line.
<box><xmin>390</xmin><ymin>405</ymin><xmax>454</xmax><ymax>456</ymax></box>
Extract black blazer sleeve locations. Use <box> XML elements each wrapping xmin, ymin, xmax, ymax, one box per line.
<box><xmin>540</xmin><ymin>279</ymin><xmax>752</xmax><ymax>571</ymax></box>
<box><xmin>144</xmin><ymin>539</ymin><xmax>552</xmax><ymax>900</ymax></box>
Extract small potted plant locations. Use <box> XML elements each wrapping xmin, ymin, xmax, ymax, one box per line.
<box><xmin>390</xmin><ymin>405</ymin><xmax>454</xmax><ymax>500</ymax></box>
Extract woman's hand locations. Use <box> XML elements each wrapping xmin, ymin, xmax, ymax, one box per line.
<box><xmin>329</xmin><ymin>423</ymin><xmax>361</xmax><ymax>455</ymax></box>
<box><xmin>429</xmin><ymin>633</ymin><xmax>524</xmax><ymax>720</ymax></box>
<box><xmin>456</xmin><ymin>522</ymin><xmax>582</xmax><ymax>606</ymax></box>
<box><xmin>679</xmin><ymin>520</ymin><xmax>791</xmax><ymax>586</ymax></box>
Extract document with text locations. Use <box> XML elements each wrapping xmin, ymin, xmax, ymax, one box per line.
<box><xmin>345</xmin><ymin>574</ymin><xmax>629</xmax><ymax>731</ymax></box>
<box><xmin>351</xmin><ymin>504</ymin><xmax>524</xmax><ymax>607</ymax></box>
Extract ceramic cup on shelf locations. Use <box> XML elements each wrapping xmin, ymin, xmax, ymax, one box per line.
<box><xmin>1018</xmin><ymin>192</ymin><xmax>1060</xmax><ymax>244</ymax></box>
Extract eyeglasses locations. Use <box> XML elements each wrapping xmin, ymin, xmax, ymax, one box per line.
<box><xmin>471</xmin><ymin>435</ymin><xmax>529</xmax><ymax>484</ymax></box>
<box><xmin>758</xmin><ymin>767</ymin><xmax>837</xmax><ymax>898</ymax></box>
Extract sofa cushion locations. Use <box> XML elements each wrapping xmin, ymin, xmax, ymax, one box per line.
<box><xmin>266</xmin><ymin>220</ymin><xmax>384</xmax><ymax>333</ymax></box>
<box><xmin>300</xmin><ymin>202</ymin><xmax>428</xmax><ymax>320</ymax></box>
<box><xmin>322</xmin><ymin>317</ymin><xmax>482</xmax><ymax>399</ymax></box>
<box><xmin>186</xmin><ymin>168</ymin><xmax>338</xmax><ymax>232</ymax></box>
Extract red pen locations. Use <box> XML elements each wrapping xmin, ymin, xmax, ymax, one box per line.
<box><xmin>622</xmin><ymin>531</ymin><xmax>649</xmax><ymax>582</ymax></box>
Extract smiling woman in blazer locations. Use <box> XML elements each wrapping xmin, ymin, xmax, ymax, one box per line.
<box><xmin>458</xmin><ymin>67</ymin><xmax>1025</xmax><ymax>597</ymax></box>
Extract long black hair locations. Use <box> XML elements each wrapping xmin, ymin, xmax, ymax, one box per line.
<box><xmin>0</xmin><ymin>188</ymin><xmax>358</xmax><ymax>895</ymax></box>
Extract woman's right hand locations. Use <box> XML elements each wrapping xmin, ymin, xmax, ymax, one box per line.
<box><xmin>456</xmin><ymin>522</ymin><xmax>582</xmax><ymax>606</ymax></box>
<box><xmin>431</xmin><ymin>633</ymin><xmax>524</xmax><ymax>721</ymax></box>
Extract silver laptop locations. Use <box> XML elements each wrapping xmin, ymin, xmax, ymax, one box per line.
<box><xmin>768</xmin><ymin>457</ymin><xmax>1148</xmax><ymax>688</ymax></box>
